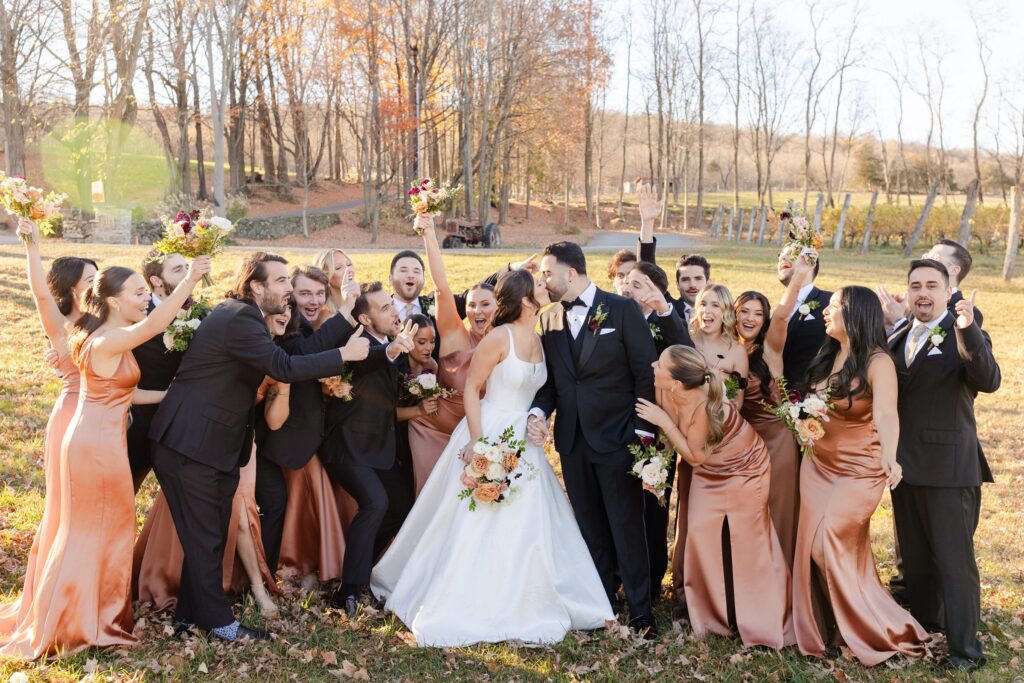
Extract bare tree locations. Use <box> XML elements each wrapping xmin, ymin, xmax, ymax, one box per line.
<box><xmin>970</xmin><ymin>10</ymin><xmax>991</xmax><ymax>202</ymax></box>
<box><xmin>687</xmin><ymin>0</ymin><xmax>719</xmax><ymax>233</ymax></box>
<box><xmin>616</xmin><ymin>10</ymin><xmax>632</xmax><ymax>220</ymax></box>
<box><xmin>822</xmin><ymin>6</ymin><xmax>859</xmax><ymax>207</ymax></box>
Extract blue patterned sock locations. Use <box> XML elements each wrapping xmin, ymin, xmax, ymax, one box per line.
<box><xmin>212</xmin><ymin>620</ymin><xmax>240</xmax><ymax>641</ymax></box>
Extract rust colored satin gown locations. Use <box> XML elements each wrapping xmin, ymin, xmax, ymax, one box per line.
<box><xmin>679</xmin><ymin>402</ymin><xmax>794</xmax><ymax>649</ymax></box>
<box><xmin>407</xmin><ymin>333</ymin><xmax>480</xmax><ymax>495</ymax></box>
<box><xmin>277</xmin><ymin>456</ymin><xmax>357</xmax><ymax>582</ymax></box>
<box><xmin>740</xmin><ymin>373</ymin><xmax>800</xmax><ymax>566</ymax></box>
<box><xmin>134</xmin><ymin>449</ymin><xmax>277</xmax><ymax>609</ymax></box>
<box><xmin>1</xmin><ymin>342</ymin><xmax>139</xmax><ymax>658</ymax></box>
<box><xmin>0</xmin><ymin>353</ymin><xmax>79</xmax><ymax>645</ymax></box>
<box><xmin>793</xmin><ymin>392</ymin><xmax>929</xmax><ymax>665</ymax></box>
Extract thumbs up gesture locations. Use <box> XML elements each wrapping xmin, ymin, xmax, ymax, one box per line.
<box><xmin>341</xmin><ymin>325</ymin><xmax>370</xmax><ymax>361</ymax></box>
<box><xmin>955</xmin><ymin>290</ymin><xmax>977</xmax><ymax>329</ymax></box>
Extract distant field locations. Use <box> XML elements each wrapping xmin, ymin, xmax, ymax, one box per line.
<box><xmin>0</xmin><ymin>242</ymin><xmax>1021</xmax><ymax>681</ymax></box>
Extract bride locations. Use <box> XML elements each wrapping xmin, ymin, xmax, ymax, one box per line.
<box><xmin>371</xmin><ymin>269</ymin><xmax>614</xmax><ymax>646</ymax></box>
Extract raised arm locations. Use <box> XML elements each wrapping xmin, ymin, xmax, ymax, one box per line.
<box><xmin>419</xmin><ymin>214</ymin><xmax>464</xmax><ymax>344</ymax></box>
<box><xmin>953</xmin><ymin>292</ymin><xmax>1001</xmax><ymax>394</ymax></box>
<box><xmin>92</xmin><ymin>256</ymin><xmax>209</xmax><ymax>359</ymax></box>
<box><xmin>764</xmin><ymin>249</ymin><xmax>816</xmax><ymax>363</ymax></box>
<box><xmin>228</xmin><ymin>307</ymin><xmax>346</xmax><ymax>382</ymax></box>
<box><xmin>16</xmin><ymin>218</ymin><xmax>70</xmax><ymax>351</ymax></box>
<box><xmin>637</xmin><ymin>183</ymin><xmax>662</xmax><ymax>258</ymax></box>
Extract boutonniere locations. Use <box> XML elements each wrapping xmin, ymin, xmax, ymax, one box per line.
<box><xmin>927</xmin><ymin>326</ymin><xmax>947</xmax><ymax>350</ymax></box>
<box><xmin>648</xmin><ymin>322</ymin><xmax>662</xmax><ymax>341</ymax></box>
<box><xmin>588</xmin><ymin>304</ymin><xmax>608</xmax><ymax>335</ymax></box>
<box><xmin>798</xmin><ymin>300</ymin><xmax>821</xmax><ymax>319</ymax></box>
<box><xmin>419</xmin><ymin>294</ymin><xmax>437</xmax><ymax>318</ymax></box>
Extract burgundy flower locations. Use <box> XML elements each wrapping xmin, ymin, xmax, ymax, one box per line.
<box><xmin>182</xmin><ymin>296</ymin><xmax>194</xmax><ymax>310</ymax></box>
<box><xmin>588</xmin><ymin>318</ymin><xmax>599</xmax><ymax>333</ymax></box>
<box><xmin>780</xmin><ymin>211</ymin><xmax>792</xmax><ymax>221</ymax></box>
<box><xmin>640</xmin><ymin>435</ymin><xmax>655</xmax><ymax>448</ymax></box>
<box><xmin>408</xmin><ymin>187</ymin><xmax>421</xmax><ymax>196</ymax></box>
<box><xmin>420</xmin><ymin>178</ymin><xmax>430</xmax><ymax>186</ymax></box>
<box><xmin>175</xmin><ymin>210</ymin><xmax>193</xmax><ymax>234</ymax></box>
<box><xmin>728</xmin><ymin>370</ymin><xmax>749</xmax><ymax>389</ymax></box>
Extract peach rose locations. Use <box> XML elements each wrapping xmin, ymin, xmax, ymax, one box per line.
<box><xmin>473</xmin><ymin>482</ymin><xmax>501</xmax><ymax>503</ymax></box>
<box><xmin>471</xmin><ymin>454</ymin><xmax>490</xmax><ymax>475</ymax></box>
<box><xmin>796</xmin><ymin>418</ymin><xmax>824</xmax><ymax>444</ymax></box>
<box><xmin>503</xmin><ymin>451</ymin><xmax>520</xmax><ymax>472</ymax></box>
<box><xmin>804</xmin><ymin>419</ymin><xmax>825</xmax><ymax>441</ymax></box>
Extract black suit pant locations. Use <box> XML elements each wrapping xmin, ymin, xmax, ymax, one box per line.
<box><xmin>254</xmin><ymin>452</ymin><xmax>289</xmax><ymax>574</ymax></box>
<box><xmin>891</xmin><ymin>483</ymin><xmax>983</xmax><ymax>661</ymax></box>
<box><xmin>127</xmin><ymin>405</ymin><xmax>158</xmax><ymax>492</ymax></box>
<box><xmin>560</xmin><ymin>424</ymin><xmax>652</xmax><ymax>621</ymax></box>
<box><xmin>644</xmin><ymin>455</ymin><xmax>676</xmax><ymax>602</ymax></box>
<box><xmin>322</xmin><ymin>462</ymin><xmax>389</xmax><ymax>585</ymax></box>
<box><xmin>151</xmin><ymin>441</ymin><xmax>239</xmax><ymax>629</ymax></box>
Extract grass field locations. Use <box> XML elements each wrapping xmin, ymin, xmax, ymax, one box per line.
<box><xmin>0</xmin><ymin>241</ymin><xmax>1022</xmax><ymax>681</ymax></box>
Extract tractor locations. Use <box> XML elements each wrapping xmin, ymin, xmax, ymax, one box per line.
<box><xmin>440</xmin><ymin>218</ymin><xmax>502</xmax><ymax>249</ymax></box>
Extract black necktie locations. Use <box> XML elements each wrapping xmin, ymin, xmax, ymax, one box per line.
<box><xmin>561</xmin><ymin>297</ymin><xmax>585</xmax><ymax>310</ymax></box>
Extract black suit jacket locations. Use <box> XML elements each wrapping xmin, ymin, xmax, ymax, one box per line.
<box><xmin>256</xmin><ymin>314</ymin><xmax>356</xmax><ymax>469</ymax></box>
<box><xmin>647</xmin><ymin>308</ymin><xmax>692</xmax><ymax>353</ymax></box>
<box><xmin>150</xmin><ymin>298</ymin><xmax>345</xmax><ymax>472</ymax></box>
<box><xmin>532</xmin><ymin>288</ymin><xmax>657</xmax><ymax>455</ymax></box>
<box><xmin>782</xmin><ymin>286</ymin><xmax>833</xmax><ymax>389</ymax></box>
<box><xmin>889</xmin><ymin>313</ymin><xmax>1000</xmax><ymax>487</ymax></box>
<box><xmin>320</xmin><ymin>334</ymin><xmax>407</xmax><ymax>470</ymax></box>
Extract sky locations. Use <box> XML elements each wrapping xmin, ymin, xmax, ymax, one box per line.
<box><xmin>602</xmin><ymin>0</ymin><xmax>1024</xmax><ymax>150</ymax></box>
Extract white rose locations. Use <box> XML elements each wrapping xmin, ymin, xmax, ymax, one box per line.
<box><xmin>170</xmin><ymin>221</ymin><xmax>187</xmax><ymax>238</ymax></box>
<box><xmin>473</xmin><ymin>440</ymin><xmax>488</xmax><ymax>455</ymax></box>
<box><xmin>427</xmin><ymin>303</ymin><xmax>437</xmax><ymax>317</ymax></box>
<box><xmin>929</xmin><ymin>334</ymin><xmax>944</xmax><ymax>348</ymax></box>
<box><xmin>798</xmin><ymin>304</ymin><xmax>810</xmax><ymax>317</ymax></box>
<box><xmin>787</xmin><ymin>405</ymin><xmax>802</xmax><ymax>420</ymax></box>
<box><xmin>485</xmin><ymin>444</ymin><xmax>503</xmax><ymax>463</ymax></box>
<box><xmin>163</xmin><ymin>332</ymin><xmax>176</xmax><ymax>350</ymax></box>
<box><xmin>632</xmin><ymin>460</ymin><xmax>646</xmax><ymax>476</ymax></box>
<box><xmin>175</xmin><ymin>309</ymin><xmax>187</xmax><ymax>320</ymax></box>
<box><xmin>640</xmin><ymin>461</ymin><xmax>666</xmax><ymax>488</ymax></box>
<box><xmin>408</xmin><ymin>383</ymin><xmax>422</xmax><ymax>396</ymax></box>
<box><xmin>464</xmin><ymin>464</ymin><xmax>482</xmax><ymax>481</ymax></box>
<box><xmin>208</xmin><ymin>216</ymin><xmax>234</xmax><ymax>233</ymax></box>
<box><xmin>417</xmin><ymin>373</ymin><xmax>437</xmax><ymax>390</ymax></box>
<box><xmin>485</xmin><ymin>461</ymin><xmax>507</xmax><ymax>481</ymax></box>
<box><xmin>187</xmin><ymin>318</ymin><xmax>201</xmax><ymax>329</ymax></box>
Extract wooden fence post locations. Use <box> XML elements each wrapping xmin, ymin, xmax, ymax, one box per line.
<box><xmin>726</xmin><ymin>207</ymin><xmax>734</xmax><ymax>241</ymax></box>
<box><xmin>860</xmin><ymin>190</ymin><xmax>879</xmax><ymax>254</ymax></box>
<box><xmin>1003</xmin><ymin>186</ymin><xmax>1022</xmax><ymax>281</ymax></box>
<box><xmin>903</xmin><ymin>181</ymin><xmax>940</xmax><ymax>257</ymax></box>
<box><xmin>833</xmin><ymin>193</ymin><xmax>852</xmax><ymax>250</ymax></box>
<box><xmin>757</xmin><ymin>205</ymin><xmax>767</xmax><ymax>245</ymax></box>
<box><xmin>746</xmin><ymin>206</ymin><xmax>757</xmax><ymax>242</ymax></box>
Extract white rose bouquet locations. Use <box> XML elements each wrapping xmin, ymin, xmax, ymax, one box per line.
<box><xmin>628</xmin><ymin>435</ymin><xmax>674</xmax><ymax>506</ymax></box>
<box><xmin>149</xmin><ymin>208</ymin><xmax>234</xmax><ymax>287</ymax></box>
<box><xmin>761</xmin><ymin>376</ymin><xmax>833</xmax><ymax>458</ymax></box>
<box><xmin>778</xmin><ymin>199</ymin><xmax>824</xmax><ymax>267</ymax></box>
<box><xmin>408</xmin><ymin>177</ymin><xmax>462</xmax><ymax>233</ymax></box>
<box><xmin>458</xmin><ymin>425</ymin><xmax>537</xmax><ymax>511</ymax></box>
<box><xmin>162</xmin><ymin>297</ymin><xmax>211</xmax><ymax>352</ymax></box>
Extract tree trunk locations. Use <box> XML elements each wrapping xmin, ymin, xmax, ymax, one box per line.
<box><xmin>725</xmin><ymin>206</ymin><xmax>734</xmax><ymax>241</ymax></box>
<box><xmin>254</xmin><ymin>60</ymin><xmax>276</xmax><ymax>183</ymax></box>
<box><xmin>812</xmin><ymin>193</ymin><xmax>824</xmax><ymax>232</ymax></box>
<box><xmin>833</xmin><ymin>193</ymin><xmax>852</xmax><ymax>250</ymax></box>
<box><xmin>191</xmin><ymin>71</ymin><xmax>208</xmax><ymax>201</ymax></box>
<box><xmin>904</xmin><ymin>181</ymin><xmax>940</xmax><ymax>257</ymax></box>
<box><xmin>958</xmin><ymin>179</ymin><xmax>979</xmax><ymax>246</ymax></box>
<box><xmin>860</xmin><ymin>190</ymin><xmax>879</xmax><ymax>253</ymax></box>
<box><xmin>1003</xmin><ymin>185</ymin><xmax>1021</xmax><ymax>281</ymax></box>
<box><xmin>757</xmin><ymin>205</ymin><xmax>767</xmax><ymax>244</ymax></box>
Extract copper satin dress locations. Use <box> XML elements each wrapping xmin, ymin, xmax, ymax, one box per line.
<box><xmin>133</xmin><ymin>448</ymin><xmax>277</xmax><ymax>609</ymax></box>
<box><xmin>277</xmin><ymin>456</ymin><xmax>357</xmax><ymax>582</ymax></box>
<box><xmin>793</xmin><ymin>392</ymin><xmax>929</xmax><ymax>665</ymax></box>
<box><xmin>680</xmin><ymin>402</ymin><xmax>794</xmax><ymax>649</ymax></box>
<box><xmin>407</xmin><ymin>333</ymin><xmax>480</xmax><ymax>495</ymax></box>
<box><xmin>0</xmin><ymin>353</ymin><xmax>80</xmax><ymax>650</ymax></box>
<box><xmin>1</xmin><ymin>342</ymin><xmax>139</xmax><ymax>658</ymax></box>
<box><xmin>740</xmin><ymin>373</ymin><xmax>800</xmax><ymax>566</ymax></box>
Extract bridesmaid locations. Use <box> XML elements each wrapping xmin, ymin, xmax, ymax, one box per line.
<box><xmin>134</xmin><ymin>306</ymin><xmax>292</xmax><ymax>619</ymax></box>
<box><xmin>636</xmin><ymin>345</ymin><xmax>792</xmax><ymax>649</ymax></box>
<box><xmin>733</xmin><ymin>250</ymin><xmax>817</xmax><ymax>566</ymax></box>
<box><xmin>407</xmin><ymin>214</ymin><xmax>496</xmax><ymax>494</ymax></box>
<box><xmin>690</xmin><ymin>284</ymin><xmax>748</xmax><ymax>409</ymax></box>
<box><xmin>313</xmin><ymin>247</ymin><xmax>359</xmax><ymax>318</ymax></box>
<box><xmin>0</xmin><ymin>219</ymin><xmax>96</xmax><ymax>641</ymax></box>
<box><xmin>2</xmin><ymin>253</ymin><xmax>208</xmax><ymax>658</ymax></box>
<box><xmin>793</xmin><ymin>286</ymin><xmax>929</xmax><ymax>665</ymax></box>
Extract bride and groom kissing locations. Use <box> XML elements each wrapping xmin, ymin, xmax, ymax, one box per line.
<box><xmin>372</xmin><ymin>241</ymin><xmax>660</xmax><ymax>646</ymax></box>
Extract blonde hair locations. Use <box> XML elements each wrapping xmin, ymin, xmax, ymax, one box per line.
<box><xmin>312</xmin><ymin>248</ymin><xmax>350</xmax><ymax>314</ymax></box>
<box><xmin>690</xmin><ymin>283</ymin><xmax>737</xmax><ymax>342</ymax></box>
<box><xmin>664</xmin><ymin>344</ymin><xmax>727</xmax><ymax>449</ymax></box>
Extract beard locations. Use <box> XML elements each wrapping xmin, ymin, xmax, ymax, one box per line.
<box><xmin>258</xmin><ymin>290</ymin><xmax>287</xmax><ymax>315</ymax></box>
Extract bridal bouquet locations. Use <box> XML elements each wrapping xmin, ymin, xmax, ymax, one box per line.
<box><xmin>778</xmin><ymin>200</ymin><xmax>823</xmax><ymax>266</ymax></box>
<box><xmin>321</xmin><ymin>368</ymin><xmax>354</xmax><ymax>401</ymax></box>
<box><xmin>149</xmin><ymin>208</ymin><xmax>234</xmax><ymax>286</ymax></box>
<box><xmin>458</xmin><ymin>425</ymin><xmax>536</xmax><ymax>511</ymax></box>
<box><xmin>162</xmin><ymin>297</ymin><xmax>211</xmax><ymax>352</ymax></box>
<box><xmin>408</xmin><ymin>177</ymin><xmax>461</xmax><ymax>231</ymax></box>
<box><xmin>629</xmin><ymin>435</ymin><xmax>674</xmax><ymax>506</ymax></box>
<box><xmin>762</xmin><ymin>377</ymin><xmax>833</xmax><ymax>458</ymax></box>
<box><xmin>403</xmin><ymin>371</ymin><xmax>456</xmax><ymax>402</ymax></box>
<box><xmin>0</xmin><ymin>173</ymin><xmax>67</xmax><ymax>242</ymax></box>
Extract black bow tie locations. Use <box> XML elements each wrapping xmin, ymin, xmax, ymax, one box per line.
<box><xmin>561</xmin><ymin>297</ymin><xmax>586</xmax><ymax>310</ymax></box>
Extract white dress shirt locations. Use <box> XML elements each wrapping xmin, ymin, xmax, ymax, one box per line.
<box><xmin>904</xmin><ymin>312</ymin><xmax>947</xmax><ymax>365</ymax></box>
<box><xmin>787</xmin><ymin>283</ymin><xmax>816</xmax><ymax>322</ymax></box>
<box><xmin>394</xmin><ymin>296</ymin><xmax>422</xmax><ymax>322</ymax></box>
<box><xmin>565</xmin><ymin>283</ymin><xmax>598</xmax><ymax>338</ymax></box>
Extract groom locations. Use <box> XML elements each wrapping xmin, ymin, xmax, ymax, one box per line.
<box><xmin>528</xmin><ymin>241</ymin><xmax>658</xmax><ymax>635</ymax></box>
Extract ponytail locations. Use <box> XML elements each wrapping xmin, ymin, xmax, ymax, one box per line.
<box><xmin>703</xmin><ymin>369</ymin><xmax>726</xmax><ymax>449</ymax></box>
<box><xmin>664</xmin><ymin>345</ymin><xmax>727</xmax><ymax>450</ymax></box>
<box><xmin>69</xmin><ymin>266</ymin><xmax>136</xmax><ymax>364</ymax></box>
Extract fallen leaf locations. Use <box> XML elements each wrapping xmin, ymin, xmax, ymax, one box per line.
<box><xmin>198</xmin><ymin>662</ymin><xmax>209</xmax><ymax>674</ymax></box>
<box><xmin>322</xmin><ymin>650</ymin><xmax>338</xmax><ymax>666</ymax></box>
<box><xmin>83</xmin><ymin>658</ymin><xmax>99</xmax><ymax>674</ymax></box>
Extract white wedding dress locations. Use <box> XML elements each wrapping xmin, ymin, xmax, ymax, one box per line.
<box><xmin>371</xmin><ymin>327</ymin><xmax>614</xmax><ymax>647</ymax></box>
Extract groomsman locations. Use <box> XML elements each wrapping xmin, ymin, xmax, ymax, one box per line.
<box><xmin>128</xmin><ymin>250</ymin><xmax>194</xmax><ymax>491</ymax></box>
<box><xmin>889</xmin><ymin>259</ymin><xmax>1000</xmax><ymax>673</ymax></box>
<box><xmin>777</xmin><ymin>251</ymin><xmax>830</xmax><ymax>388</ymax></box>
<box><xmin>150</xmin><ymin>253</ymin><xmax>366</xmax><ymax>641</ymax></box>
<box><xmin>673</xmin><ymin>254</ymin><xmax>711</xmax><ymax>325</ymax></box>
<box><xmin>389</xmin><ymin>250</ymin><xmax>516</xmax><ymax>325</ymax></box>
<box><xmin>319</xmin><ymin>282</ymin><xmax>417</xmax><ymax>614</ymax></box>
<box><xmin>529</xmin><ymin>241</ymin><xmax>658</xmax><ymax>635</ymax></box>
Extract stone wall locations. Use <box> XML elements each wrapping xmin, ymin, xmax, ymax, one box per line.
<box><xmin>129</xmin><ymin>213</ymin><xmax>342</xmax><ymax>244</ymax></box>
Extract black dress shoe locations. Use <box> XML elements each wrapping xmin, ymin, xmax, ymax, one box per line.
<box><xmin>235</xmin><ymin>624</ymin><xmax>271</xmax><ymax>641</ymax></box>
<box><xmin>329</xmin><ymin>590</ymin><xmax>360</xmax><ymax>616</ymax></box>
<box><xmin>629</xmin><ymin>616</ymin><xmax>659</xmax><ymax>640</ymax></box>
<box><xmin>171</xmin><ymin>621</ymin><xmax>195</xmax><ymax>638</ymax></box>
<box><xmin>940</xmin><ymin>655</ymin><xmax>986</xmax><ymax>673</ymax></box>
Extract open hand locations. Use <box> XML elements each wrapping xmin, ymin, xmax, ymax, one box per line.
<box><xmin>341</xmin><ymin>325</ymin><xmax>369</xmax><ymax>362</ymax></box>
<box><xmin>955</xmin><ymin>290</ymin><xmax>977</xmax><ymax>329</ymax></box>
<box><xmin>638</xmin><ymin>184</ymin><xmax>663</xmax><ymax>224</ymax></box>
<box><xmin>390</xmin><ymin>319</ymin><xmax>419</xmax><ymax>355</ymax></box>
<box><xmin>875</xmin><ymin>285</ymin><xmax>909</xmax><ymax>327</ymax></box>
<box><xmin>526</xmin><ymin>414</ymin><xmax>549</xmax><ymax>447</ymax></box>
<box><xmin>635</xmin><ymin>398</ymin><xmax>671</xmax><ymax>431</ymax></box>
<box><xmin>186</xmin><ymin>256</ymin><xmax>212</xmax><ymax>284</ymax></box>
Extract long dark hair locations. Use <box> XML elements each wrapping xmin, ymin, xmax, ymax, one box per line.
<box><xmin>48</xmin><ymin>256</ymin><xmax>98</xmax><ymax>316</ymax></box>
<box><xmin>734</xmin><ymin>290</ymin><xmax>772</xmax><ymax>397</ymax></box>
<box><xmin>69</xmin><ymin>266</ymin><xmax>137</xmax><ymax>363</ymax></box>
<box><xmin>491</xmin><ymin>269</ymin><xmax>540</xmax><ymax>328</ymax></box>
<box><xmin>227</xmin><ymin>252</ymin><xmax>288</xmax><ymax>302</ymax></box>
<box><xmin>804</xmin><ymin>285</ymin><xmax>889</xmax><ymax>407</ymax></box>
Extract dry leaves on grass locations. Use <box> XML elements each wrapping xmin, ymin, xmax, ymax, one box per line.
<box><xmin>329</xmin><ymin>660</ymin><xmax>370</xmax><ymax>680</ymax></box>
